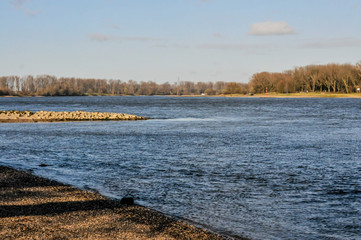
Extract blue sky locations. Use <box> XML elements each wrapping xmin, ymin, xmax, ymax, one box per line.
<box><xmin>1</xmin><ymin>0</ymin><xmax>361</xmax><ymax>83</ymax></box>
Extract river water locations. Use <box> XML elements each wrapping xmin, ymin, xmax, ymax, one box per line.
<box><xmin>0</xmin><ymin>96</ymin><xmax>360</xmax><ymax>240</ymax></box>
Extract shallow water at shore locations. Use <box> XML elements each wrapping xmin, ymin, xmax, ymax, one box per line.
<box><xmin>1</xmin><ymin>96</ymin><xmax>361</xmax><ymax>239</ymax></box>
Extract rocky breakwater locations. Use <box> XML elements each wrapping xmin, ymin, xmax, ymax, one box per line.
<box><xmin>0</xmin><ymin>110</ymin><xmax>147</xmax><ymax>123</ymax></box>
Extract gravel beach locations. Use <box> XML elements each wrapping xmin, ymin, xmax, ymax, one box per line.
<box><xmin>0</xmin><ymin>165</ymin><xmax>241</xmax><ymax>240</ymax></box>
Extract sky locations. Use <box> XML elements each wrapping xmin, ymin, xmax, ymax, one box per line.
<box><xmin>1</xmin><ymin>0</ymin><xmax>361</xmax><ymax>83</ymax></box>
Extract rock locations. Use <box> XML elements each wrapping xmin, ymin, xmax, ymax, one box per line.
<box><xmin>120</xmin><ymin>197</ymin><xmax>134</xmax><ymax>205</ymax></box>
<box><xmin>38</xmin><ymin>163</ymin><xmax>49</xmax><ymax>167</ymax></box>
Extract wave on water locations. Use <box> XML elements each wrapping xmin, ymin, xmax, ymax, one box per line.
<box><xmin>1</xmin><ymin>96</ymin><xmax>361</xmax><ymax>240</ymax></box>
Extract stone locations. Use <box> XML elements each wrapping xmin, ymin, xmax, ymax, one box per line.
<box><xmin>120</xmin><ymin>197</ymin><xmax>134</xmax><ymax>205</ymax></box>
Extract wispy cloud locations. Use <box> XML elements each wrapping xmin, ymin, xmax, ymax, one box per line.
<box><xmin>110</xmin><ymin>24</ymin><xmax>121</xmax><ymax>30</ymax></box>
<box><xmin>88</xmin><ymin>33</ymin><xmax>159</xmax><ymax>42</ymax></box>
<box><xmin>213</xmin><ymin>32</ymin><xmax>224</xmax><ymax>38</ymax></box>
<box><xmin>152</xmin><ymin>43</ymin><xmax>191</xmax><ymax>49</ymax></box>
<box><xmin>197</xmin><ymin>42</ymin><xmax>280</xmax><ymax>55</ymax></box>
<box><xmin>9</xmin><ymin>0</ymin><xmax>41</xmax><ymax>17</ymax></box>
<box><xmin>197</xmin><ymin>43</ymin><xmax>266</xmax><ymax>51</ymax></box>
<box><xmin>153</xmin><ymin>43</ymin><xmax>168</xmax><ymax>48</ymax></box>
<box><xmin>24</xmin><ymin>8</ymin><xmax>41</xmax><ymax>17</ymax></box>
<box><xmin>172</xmin><ymin>43</ymin><xmax>190</xmax><ymax>49</ymax></box>
<box><xmin>124</xmin><ymin>36</ymin><xmax>158</xmax><ymax>41</ymax></box>
<box><xmin>248</xmin><ymin>21</ymin><xmax>296</xmax><ymax>36</ymax></box>
<box><xmin>89</xmin><ymin>34</ymin><xmax>114</xmax><ymax>42</ymax></box>
<box><xmin>300</xmin><ymin>37</ymin><xmax>361</xmax><ymax>49</ymax></box>
<box><xmin>9</xmin><ymin>0</ymin><xmax>30</xmax><ymax>9</ymax></box>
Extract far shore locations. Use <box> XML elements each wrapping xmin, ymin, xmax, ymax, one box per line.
<box><xmin>0</xmin><ymin>165</ymin><xmax>242</xmax><ymax>240</ymax></box>
<box><xmin>2</xmin><ymin>92</ymin><xmax>361</xmax><ymax>98</ymax></box>
<box><xmin>176</xmin><ymin>92</ymin><xmax>361</xmax><ymax>98</ymax></box>
<box><xmin>244</xmin><ymin>92</ymin><xmax>361</xmax><ymax>98</ymax></box>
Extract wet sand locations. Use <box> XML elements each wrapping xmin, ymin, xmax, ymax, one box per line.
<box><xmin>0</xmin><ymin>165</ymin><xmax>244</xmax><ymax>240</ymax></box>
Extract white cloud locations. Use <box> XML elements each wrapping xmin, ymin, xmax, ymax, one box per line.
<box><xmin>248</xmin><ymin>21</ymin><xmax>296</xmax><ymax>36</ymax></box>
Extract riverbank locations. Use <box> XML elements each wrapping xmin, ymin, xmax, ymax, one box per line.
<box><xmin>166</xmin><ymin>92</ymin><xmax>361</xmax><ymax>98</ymax></box>
<box><xmin>3</xmin><ymin>92</ymin><xmax>361</xmax><ymax>99</ymax></box>
<box><xmin>0</xmin><ymin>165</ymin><xmax>240</xmax><ymax>240</ymax></box>
<box><xmin>248</xmin><ymin>92</ymin><xmax>361</xmax><ymax>98</ymax></box>
<box><xmin>212</xmin><ymin>92</ymin><xmax>361</xmax><ymax>98</ymax></box>
<box><xmin>0</xmin><ymin>110</ymin><xmax>147</xmax><ymax>123</ymax></box>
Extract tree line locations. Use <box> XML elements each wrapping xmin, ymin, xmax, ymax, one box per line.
<box><xmin>0</xmin><ymin>75</ymin><xmax>248</xmax><ymax>96</ymax></box>
<box><xmin>249</xmin><ymin>62</ymin><xmax>361</xmax><ymax>94</ymax></box>
<box><xmin>1</xmin><ymin>62</ymin><xmax>360</xmax><ymax>96</ymax></box>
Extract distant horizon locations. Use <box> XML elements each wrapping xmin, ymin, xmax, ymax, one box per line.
<box><xmin>2</xmin><ymin>60</ymin><xmax>360</xmax><ymax>85</ymax></box>
<box><xmin>1</xmin><ymin>0</ymin><xmax>361</xmax><ymax>83</ymax></box>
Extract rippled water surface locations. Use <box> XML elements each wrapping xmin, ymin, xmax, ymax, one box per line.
<box><xmin>1</xmin><ymin>96</ymin><xmax>360</xmax><ymax>240</ymax></box>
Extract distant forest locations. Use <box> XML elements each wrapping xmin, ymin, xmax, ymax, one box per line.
<box><xmin>250</xmin><ymin>62</ymin><xmax>361</xmax><ymax>94</ymax></box>
<box><xmin>1</xmin><ymin>62</ymin><xmax>360</xmax><ymax>96</ymax></box>
<box><xmin>0</xmin><ymin>76</ymin><xmax>248</xmax><ymax>96</ymax></box>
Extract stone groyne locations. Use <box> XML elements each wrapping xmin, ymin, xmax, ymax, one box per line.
<box><xmin>0</xmin><ymin>110</ymin><xmax>147</xmax><ymax>122</ymax></box>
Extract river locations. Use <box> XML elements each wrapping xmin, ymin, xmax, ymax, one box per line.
<box><xmin>0</xmin><ymin>96</ymin><xmax>360</xmax><ymax>240</ymax></box>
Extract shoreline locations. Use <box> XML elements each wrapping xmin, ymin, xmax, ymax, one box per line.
<box><xmin>178</xmin><ymin>93</ymin><xmax>361</xmax><ymax>98</ymax></box>
<box><xmin>0</xmin><ymin>165</ymin><xmax>246</xmax><ymax>240</ymax></box>
<box><xmin>2</xmin><ymin>92</ymin><xmax>361</xmax><ymax>98</ymax></box>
